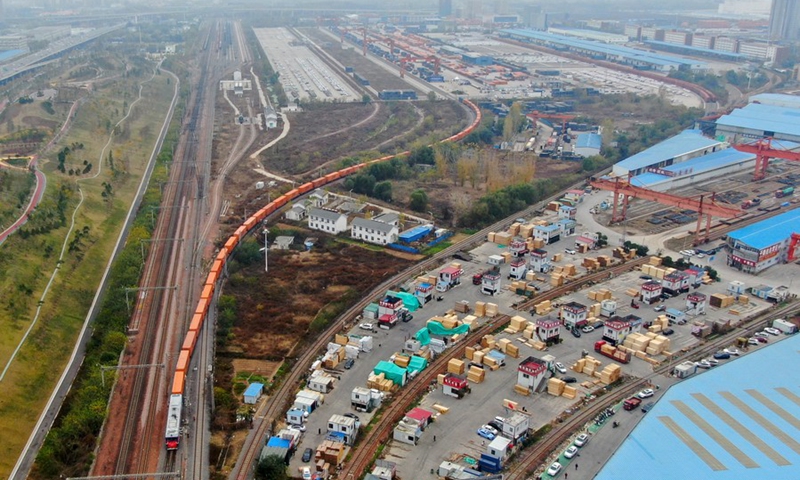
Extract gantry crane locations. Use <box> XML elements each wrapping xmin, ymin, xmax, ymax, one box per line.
<box><xmin>590</xmin><ymin>175</ymin><xmax>742</xmax><ymax>246</ymax></box>
<box><xmin>788</xmin><ymin>233</ymin><xmax>800</xmax><ymax>262</ymax></box>
<box><xmin>399</xmin><ymin>55</ymin><xmax>440</xmax><ymax>78</ymax></box>
<box><xmin>526</xmin><ymin>111</ymin><xmax>576</xmax><ymax>134</ymax></box>
<box><xmin>733</xmin><ymin>137</ymin><xmax>800</xmax><ymax>181</ymax></box>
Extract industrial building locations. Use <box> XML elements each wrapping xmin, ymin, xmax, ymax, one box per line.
<box><xmin>611</xmin><ymin>130</ymin><xmax>723</xmax><ymax>178</ymax></box>
<box><xmin>499</xmin><ymin>29</ymin><xmax>706</xmax><ymax>72</ymax></box>
<box><xmin>573</xmin><ymin>133</ymin><xmax>602</xmax><ymax>157</ymax></box>
<box><xmin>715</xmin><ymin>102</ymin><xmax>800</xmax><ymax>143</ymax></box>
<box><xmin>630</xmin><ymin>148</ymin><xmax>755</xmax><ymax>192</ymax></box>
<box><xmin>725</xmin><ymin>208</ymin><xmax>800</xmax><ymax>274</ymax></box>
<box><xmin>594</xmin><ymin>335</ymin><xmax>800</xmax><ymax>480</ymax></box>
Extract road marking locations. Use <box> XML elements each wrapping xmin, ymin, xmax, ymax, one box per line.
<box><xmin>692</xmin><ymin>393</ymin><xmax>789</xmax><ymax>466</ymax></box>
<box><xmin>671</xmin><ymin>400</ymin><xmax>758</xmax><ymax>468</ymax></box>
<box><xmin>746</xmin><ymin>389</ymin><xmax>800</xmax><ymax>431</ymax></box>
<box><xmin>659</xmin><ymin>416</ymin><xmax>727</xmax><ymax>471</ymax></box>
<box><xmin>721</xmin><ymin>391</ymin><xmax>800</xmax><ymax>455</ymax></box>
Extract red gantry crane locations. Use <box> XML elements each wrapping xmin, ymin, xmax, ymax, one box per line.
<box><xmin>733</xmin><ymin>137</ymin><xmax>800</xmax><ymax>181</ymax></box>
<box><xmin>590</xmin><ymin>175</ymin><xmax>742</xmax><ymax>246</ymax></box>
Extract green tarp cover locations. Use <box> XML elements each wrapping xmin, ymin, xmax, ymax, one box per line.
<box><xmin>407</xmin><ymin>355</ymin><xmax>428</xmax><ymax>373</ymax></box>
<box><xmin>387</xmin><ymin>290</ymin><xmax>420</xmax><ymax>312</ymax></box>
<box><xmin>374</xmin><ymin>360</ymin><xmax>407</xmax><ymax>386</ymax></box>
<box><xmin>425</xmin><ymin>320</ymin><xmax>470</xmax><ymax>336</ymax></box>
<box><xmin>415</xmin><ymin>327</ymin><xmax>431</xmax><ymax>345</ymax></box>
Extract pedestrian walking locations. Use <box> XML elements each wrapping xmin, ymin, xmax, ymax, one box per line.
<box><xmin>318</xmin><ymin>428</ymin><xmax>321</xmax><ymax>435</ymax></box>
<box><xmin>575</xmin><ymin>463</ymin><xmax>578</xmax><ymax>470</ymax></box>
<box><xmin>564</xmin><ymin>473</ymin><xmax>568</xmax><ymax>479</ymax></box>
<box><xmin>433</xmin><ymin>435</ymin><xmax>436</xmax><ymax>442</ymax></box>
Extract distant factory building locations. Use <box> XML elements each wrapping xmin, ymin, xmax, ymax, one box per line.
<box><xmin>715</xmin><ymin>101</ymin><xmax>800</xmax><ymax>144</ymax></box>
<box><xmin>461</xmin><ymin>52</ymin><xmax>493</xmax><ymax>66</ymax></box>
<box><xmin>611</xmin><ymin>129</ymin><xmax>723</xmax><ymax>178</ymax></box>
<box><xmin>573</xmin><ymin>133</ymin><xmax>602</xmax><ymax>157</ymax></box>
<box><xmin>219</xmin><ymin>70</ymin><xmax>252</xmax><ymax>95</ymax></box>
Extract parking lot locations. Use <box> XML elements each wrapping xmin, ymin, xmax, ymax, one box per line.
<box><xmin>253</xmin><ymin>28</ymin><xmax>360</xmax><ymax>103</ymax></box>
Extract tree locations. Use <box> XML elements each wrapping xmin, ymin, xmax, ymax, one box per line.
<box><xmin>362</xmin><ymin>94</ymin><xmax>371</xmax><ymax>104</ymax></box>
<box><xmin>254</xmin><ymin>454</ymin><xmax>288</xmax><ymax>480</ymax></box>
<box><xmin>409</xmin><ymin>189</ymin><xmax>429</xmax><ymax>212</ymax></box>
<box><xmin>427</xmin><ymin>91</ymin><xmax>437</xmax><ymax>102</ymax></box>
<box><xmin>373</xmin><ymin>181</ymin><xmax>392</xmax><ymax>202</ymax></box>
<box><xmin>407</xmin><ymin>145</ymin><xmax>435</xmax><ymax>166</ymax></box>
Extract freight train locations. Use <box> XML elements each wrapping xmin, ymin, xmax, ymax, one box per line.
<box><xmin>164</xmin><ymin>99</ymin><xmax>482</xmax><ymax>450</ymax></box>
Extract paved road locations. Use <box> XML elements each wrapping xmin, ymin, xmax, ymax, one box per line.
<box><xmin>0</xmin><ymin>167</ymin><xmax>45</xmax><ymax>244</ymax></box>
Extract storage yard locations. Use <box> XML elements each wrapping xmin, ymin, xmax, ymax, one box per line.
<box><xmin>253</xmin><ymin>28</ymin><xmax>361</xmax><ymax>103</ymax></box>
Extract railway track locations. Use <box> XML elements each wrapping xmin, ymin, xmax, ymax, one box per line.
<box><xmin>504</xmin><ymin>300</ymin><xmax>799</xmax><ymax>480</ymax></box>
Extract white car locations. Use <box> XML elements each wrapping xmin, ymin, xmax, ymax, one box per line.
<box><xmin>581</xmin><ymin>325</ymin><xmax>595</xmax><ymax>333</ymax></box>
<box><xmin>565</xmin><ymin>249</ymin><xmax>577</xmax><ymax>255</ymax></box>
<box><xmin>764</xmin><ymin>327</ymin><xmax>781</xmax><ymax>336</ymax></box>
<box><xmin>679</xmin><ymin>250</ymin><xmax>693</xmax><ymax>256</ymax></box>
<box><xmin>574</xmin><ymin>433</ymin><xmax>590</xmax><ymax>447</ymax></box>
<box><xmin>564</xmin><ymin>445</ymin><xmax>579</xmax><ymax>459</ymax></box>
<box><xmin>301</xmin><ymin>466</ymin><xmax>312</xmax><ymax>480</ymax></box>
<box><xmin>695</xmin><ymin>253</ymin><xmax>705</xmax><ymax>258</ymax></box>
<box><xmin>724</xmin><ymin>348</ymin><xmax>740</xmax><ymax>356</ymax></box>
<box><xmin>638</xmin><ymin>388</ymin><xmax>655</xmax><ymax>399</ymax></box>
<box><xmin>358</xmin><ymin>323</ymin><xmax>374</xmax><ymax>330</ymax></box>
<box><xmin>555</xmin><ymin>362</ymin><xmax>567</xmax><ymax>374</ymax></box>
<box><xmin>748</xmin><ymin>338</ymin><xmax>760</xmax><ymax>346</ymax></box>
<box><xmin>547</xmin><ymin>462</ymin><xmax>563</xmax><ymax>476</ymax></box>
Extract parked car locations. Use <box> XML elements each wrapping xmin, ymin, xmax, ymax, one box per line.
<box><xmin>696</xmin><ymin>359</ymin><xmax>712</xmax><ymax>369</ymax></box>
<box><xmin>724</xmin><ymin>348</ymin><xmax>740</xmax><ymax>356</ymax></box>
<box><xmin>638</xmin><ymin>388</ymin><xmax>655</xmax><ymax>399</ymax></box>
<box><xmin>660</xmin><ymin>293</ymin><xmax>673</xmax><ymax>300</ymax></box>
<box><xmin>754</xmin><ymin>331</ymin><xmax>769</xmax><ymax>339</ymax></box>
<box><xmin>713</xmin><ymin>352</ymin><xmax>731</xmax><ymax>360</ymax></box>
<box><xmin>654</xmin><ymin>305</ymin><xmax>666</xmax><ymax>312</ymax></box>
<box><xmin>302</xmin><ymin>447</ymin><xmax>314</xmax><ymax>462</ymax></box>
<box><xmin>562</xmin><ymin>376</ymin><xmax>577</xmax><ymax>383</ymax></box>
<box><xmin>301</xmin><ymin>466</ymin><xmax>313</xmax><ymax>480</ymax></box>
<box><xmin>662</xmin><ymin>328</ymin><xmax>675</xmax><ymax>336</ymax></box>
<box><xmin>748</xmin><ymin>337</ymin><xmax>761</xmax><ymax>346</ymax></box>
<box><xmin>344</xmin><ymin>358</ymin><xmax>355</xmax><ymax>369</ymax></box>
<box><xmin>488</xmin><ymin>420</ymin><xmax>503</xmax><ymax>432</ymax></box>
<box><xmin>753</xmin><ymin>335</ymin><xmax>768</xmax><ymax>343</ymax></box>
<box><xmin>581</xmin><ymin>325</ymin><xmax>595</xmax><ymax>333</ymax></box>
<box><xmin>477</xmin><ymin>425</ymin><xmax>497</xmax><ymax>440</ymax></box>
<box><xmin>641</xmin><ymin>402</ymin><xmax>655</xmax><ymax>413</ymax></box>
<box><xmin>705</xmin><ymin>357</ymin><xmax>719</xmax><ymax>366</ymax></box>
<box><xmin>764</xmin><ymin>327</ymin><xmax>781</xmax><ymax>336</ymax></box>
<box><xmin>564</xmin><ymin>445</ymin><xmax>579</xmax><ymax>459</ymax></box>
<box><xmin>571</xmin><ymin>328</ymin><xmax>582</xmax><ymax>338</ymax></box>
<box><xmin>547</xmin><ymin>462</ymin><xmax>563</xmax><ymax>476</ymax></box>
<box><xmin>639</xmin><ymin>274</ymin><xmax>653</xmax><ymax>280</ymax></box>
<box><xmin>555</xmin><ymin>362</ymin><xmax>567</xmax><ymax>374</ymax></box>
<box><xmin>565</xmin><ymin>249</ymin><xmax>577</xmax><ymax>255</ymax></box>
<box><xmin>574</xmin><ymin>433</ymin><xmax>590</xmax><ymax>447</ymax></box>
<box><xmin>359</xmin><ymin>323</ymin><xmax>374</xmax><ymax>330</ymax></box>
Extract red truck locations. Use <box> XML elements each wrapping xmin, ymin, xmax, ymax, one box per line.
<box><xmin>594</xmin><ymin>340</ymin><xmax>631</xmax><ymax>364</ymax></box>
<box><xmin>623</xmin><ymin>397</ymin><xmax>642</xmax><ymax>411</ymax></box>
<box><xmin>741</xmin><ymin>198</ymin><xmax>761</xmax><ymax>209</ymax></box>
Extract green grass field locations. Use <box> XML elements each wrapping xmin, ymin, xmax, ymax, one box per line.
<box><xmin>0</xmin><ymin>61</ymin><xmax>175</xmax><ymax>477</ymax></box>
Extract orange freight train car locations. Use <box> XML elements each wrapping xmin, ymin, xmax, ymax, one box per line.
<box><xmin>171</xmin><ymin>372</ymin><xmax>185</xmax><ymax>395</ymax></box>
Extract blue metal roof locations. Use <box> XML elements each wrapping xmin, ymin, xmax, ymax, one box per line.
<box><xmin>616</xmin><ymin>130</ymin><xmax>722</xmax><ymax>173</ymax></box>
<box><xmin>266</xmin><ymin>436</ymin><xmax>291</xmax><ymax>448</ymax></box>
<box><xmin>595</xmin><ymin>335</ymin><xmax>800</xmax><ymax>480</ymax></box>
<box><xmin>630</xmin><ymin>172</ymin><xmax>669</xmax><ymax>187</ymax></box>
<box><xmin>749</xmin><ymin>93</ymin><xmax>800</xmax><ymax>109</ymax></box>
<box><xmin>644</xmin><ymin>40</ymin><xmax>747</xmax><ymax>60</ymax></box>
<box><xmin>665</xmin><ymin>308</ymin><xmax>683</xmax><ymax>316</ymax></box>
<box><xmin>500</xmin><ymin>29</ymin><xmax>706</xmax><ymax>68</ymax></box>
<box><xmin>727</xmin><ymin>208</ymin><xmax>800</xmax><ymax>250</ymax></box>
<box><xmin>0</xmin><ymin>50</ymin><xmax>25</xmax><ymax>62</ymax></box>
<box><xmin>536</xmin><ymin>224</ymin><xmax>560</xmax><ymax>232</ymax></box>
<box><xmin>243</xmin><ymin>383</ymin><xmax>264</xmax><ymax>398</ymax></box>
<box><xmin>576</xmin><ymin>133</ymin><xmax>602</xmax><ymax>149</ymax></box>
<box><xmin>630</xmin><ymin>147</ymin><xmax>766</xmax><ymax>187</ymax></box>
<box><xmin>716</xmin><ymin>103</ymin><xmax>800</xmax><ymax>138</ymax></box>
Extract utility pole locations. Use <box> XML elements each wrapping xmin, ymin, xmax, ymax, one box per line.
<box><xmin>263</xmin><ymin>227</ymin><xmax>269</xmax><ymax>272</ymax></box>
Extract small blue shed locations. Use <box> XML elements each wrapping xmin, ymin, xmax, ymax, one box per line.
<box><xmin>243</xmin><ymin>382</ymin><xmax>264</xmax><ymax>404</ymax></box>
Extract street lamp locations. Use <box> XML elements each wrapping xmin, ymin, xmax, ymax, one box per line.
<box><xmin>264</xmin><ymin>227</ymin><xmax>269</xmax><ymax>272</ymax></box>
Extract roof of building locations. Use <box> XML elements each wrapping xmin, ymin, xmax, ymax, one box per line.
<box><xmin>310</xmin><ymin>189</ymin><xmax>328</xmax><ymax>199</ymax></box>
<box><xmin>727</xmin><ymin>208</ymin><xmax>800</xmax><ymax>250</ymax></box>
<box><xmin>274</xmin><ymin>236</ymin><xmax>294</xmax><ymax>248</ymax></box>
<box><xmin>243</xmin><ymin>383</ymin><xmax>264</xmax><ymax>397</ymax></box>
<box><xmin>535</xmin><ymin>223</ymin><xmax>560</xmax><ymax>233</ymax></box>
<box><xmin>266</xmin><ymin>436</ymin><xmax>291</xmax><ymax>448</ymax></box>
<box><xmin>329</xmin><ymin>414</ymin><xmax>356</xmax><ymax>426</ymax></box>
<box><xmin>630</xmin><ymin>147</ymin><xmax>756</xmax><ymax>187</ymax></box>
<box><xmin>576</xmin><ymin>133</ymin><xmax>603</xmax><ymax>150</ymax></box>
<box><xmin>291</xmin><ymin>203</ymin><xmax>306</xmax><ymax>211</ymax></box>
<box><xmin>500</xmin><ymin>28</ymin><xmax>705</xmax><ymax>68</ymax></box>
<box><xmin>488</xmin><ymin>435</ymin><xmax>513</xmax><ymax>450</ymax></box>
<box><xmin>405</xmin><ymin>408</ymin><xmax>433</xmax><ymax>422</ymax></box>
<box><xmin>564</xmin><ymin>301</ymin><xmax>587</xmax><ymax>311</ymax></box>
<box><xmin>643</xmin><ymin>40</ymin><xmax>747</xmax><ymax>60</ymax></box>
<box><xmin>595</xmin><ymin>334</ymin><xmax>800</xmax><ymax>480</ymax></box>
<box><xmin>309</xmin><ymin>207</ymin><xmax>345</xmax><ymax>222</ymax></box>
<box><xmin>352</xmin><ymin>216</ymin><xmax>397</xmax><ymax>234</ymax></box>
<box><xmin>374</xmin><ymin>212</ymin><xmax>399</xmax><ymax>224</ymax></box>
<box><xmin>616</xmin><ymin>130</ymin><xmax>722</xmax><ymax>173</ymax></box>
<box><xmin>716</xmin><ymin>103</ymin><xmax>800</xmax><ymax>138</ymax></box>
<box><xmin>749</xmin><ymin>93</ymin><xmax>800</xmax><ymax>109</ymax></box>
<box><xmin>666</xmin><ymin>308</ymin><xmax>684</xmax><ymax>316</ymax></box>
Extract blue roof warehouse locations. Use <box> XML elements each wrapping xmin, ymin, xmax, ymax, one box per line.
<box><xmin>725</xmin><ymin>208</ymin><xmax>800</xmax><ymax>274</ymax></box>
<box><xmin>595</xmin><ymin>334</ymin><xmax>800</xmax><ymax>480</ymax></box>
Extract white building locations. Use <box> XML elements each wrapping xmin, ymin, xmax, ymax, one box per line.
<box><xmin>309</xmin><ymin>189</ymin><xmax>330</xmax><ymax>207</ymax></box>
<box><xmin>285</xmin><ymin>203</ymin><xmax>307</xmax><ymax>221</ymax></box>
<box><xmin>517</xmin><ymin>356</ymin><xmax>547</xmax><ymax>391</ymax></box>
<box><xmin>501</xmin><ymin>413</ymin><xmax>530</xmax><ymax>440</ymax></box>
<box><xmin>561</xmin><ymin>301</ymin><xmax>588</xmax><ymax>329</ymax></box>
<box><xmin>327</xmin><ymin>414</ymin><xmax>358</xmax><ymax>445</ymax></box>
<box><xmin>264</xmin><ymin>106</ymin><xmax>278</xmax><ymax>128</ymax></box>
<box><xmin>351</xmin><ymin>217</ymin><xmax>399</xmax><ymax>245</ymax></box>
<box><xmin>393</xmin><ymin>417</ymin><xmax>423</xmax><ymax>445</ymax></box>
<box><xmin>308</xmin><ymin>208</ymin><xmax>348</xmax><ymax>234</ymax></box>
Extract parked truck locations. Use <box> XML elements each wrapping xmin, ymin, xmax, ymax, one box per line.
<box><xmin>623</xmin><ymin>397</ymin><xmax>642</xmax><ymax>411</ymax></box>
<box><xmin>775</xmin><ymin>186</ymin><xmax>795</xmax><ymax>198</ymax></box>
<box><xmin>594</xmin><ymin>340</ymin><xmax>631</xmax><ymax>364</ymax></box>
<box><xmin>741</xmin><ymin>198</ymin><xmax>762</xmax><ymax>209</ymax></box>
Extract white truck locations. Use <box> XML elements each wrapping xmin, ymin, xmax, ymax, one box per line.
<box><xmin>772</xmin><ymin>318</ymin><xmax>797</xmax><ymax>334</ymax></box>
